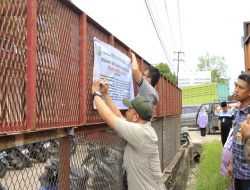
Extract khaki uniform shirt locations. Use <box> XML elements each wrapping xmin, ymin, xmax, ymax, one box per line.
<box><xmin>115</xmin><ymin>118</ymin><xmax>166</xmax><ymax>190</ymax></box>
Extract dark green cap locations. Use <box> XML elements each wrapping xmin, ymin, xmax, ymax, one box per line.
<box><xmin>122</xmin><ymin>96</ymin><xmax>153</xmax><ymax>121</ymax></box>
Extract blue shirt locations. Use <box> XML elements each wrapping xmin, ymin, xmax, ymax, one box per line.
<box><xmin>232</xmin><ymin>108</ymin><xmax>250</xmax><ymax>179</ymax></box>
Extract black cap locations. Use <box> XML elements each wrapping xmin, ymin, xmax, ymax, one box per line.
<box><xmin>220</xmin><ymin>101</ymin><xmax>227</xmax><ymax>107</ymax></box>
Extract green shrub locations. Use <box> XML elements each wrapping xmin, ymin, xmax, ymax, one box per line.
<box><xmin>196</xmin><ymin>141</ymin><xmax>229</xmax><ymax>190</ymax></box>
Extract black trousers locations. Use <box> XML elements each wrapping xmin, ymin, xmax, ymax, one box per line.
<box><xmin>221</xmin><ymin>127</ymin><xmax>231</xmax><ymax>146</ymax></box>
<box><xmin>200</xmin><ymin>128</ymin><xmax>206</xmax><ymax>137</ymax></box>
<box><xmin>235</xmin><ymin>178</ymin><xmax>250</xmax><ymax>190</ymax></box>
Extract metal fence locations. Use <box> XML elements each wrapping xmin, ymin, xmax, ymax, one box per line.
<box><xmin>0</xmin><ymin>0</ymin><xmax>182</xmax><ymax>189</ymax></box>
<box><xmin>0</xmin><ymin>0</ymin><xmax>181</xmax><ymax>133</ymax></box>
<box><xmin>0</xmin><ymin>117</ymin><xmax>180</xmax><ymax>190</ymax></box>
<box><xmin>0</xmin><ymin>128</ymin><xmax>126</xmax><ymax>190</ymax></box>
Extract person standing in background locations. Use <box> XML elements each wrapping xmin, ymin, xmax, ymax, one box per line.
<box><xmin>228</xmin><ymin>73</ymin><xmax>250</xmax><ymax>190</ymax></box>
<box><xmin>218</xmin><ymin>101</ymin><xmax>235</xmax><ymax>146</ymax></box>
<box><xmin>197</xmin><ymin>106</ymin><xmax>208</xmax><ymax>139</ymax></box>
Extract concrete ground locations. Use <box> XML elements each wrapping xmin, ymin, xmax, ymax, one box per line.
<box><xmin>189</xmin><ymin>128</ymin><xmax>221</xmax><ymax>144</ymax></box>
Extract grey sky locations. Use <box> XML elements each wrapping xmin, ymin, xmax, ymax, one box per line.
<box><xmin>72</xmin><ymin>0</ymin><xmax>250</xmax><ymax>93</ymax></box>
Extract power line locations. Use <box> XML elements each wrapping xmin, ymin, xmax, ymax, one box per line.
<box><xmin>150</xmin><ymin>0</ymin><xmax>175</xmax><ymax>48</ymax></box>
<box><xmin>144</xmin><ymin>0</ymin><xmax>174</xmax><ymax>70</ymax></box>
<box><xmin>176</xmin><ymin>0</ymin><xmax>183</xmax><ymax>49</ymax></box>
<box><xmin>163</xmin><ymin>0</ymin><xmax>176</xmax><ymax>47</ymax></box>
<box><xmin>173</xmin><ymin>51</ymin><xmax>184</xmax><ymax>85</ymax></box>
<box><xmin>145</xmin><ymin>0</ymin><xmax>171</xmax><ymax>62</ymax></box>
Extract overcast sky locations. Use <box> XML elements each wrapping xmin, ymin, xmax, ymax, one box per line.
<box><xmin>72</xmin><ymin>0</ymin><xmax>250</xmax><ymax>93</ymax></box>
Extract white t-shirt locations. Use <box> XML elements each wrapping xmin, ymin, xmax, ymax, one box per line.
<box><xmin>115</xmin><ymin>118</ymin><xmax>166</xmax><ymax>190</ymax></box>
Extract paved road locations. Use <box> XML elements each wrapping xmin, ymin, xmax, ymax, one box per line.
<box><xmin>189</xmin><ymin>129</ymin><xmax>221</xmax><ymax>144</ymax></box>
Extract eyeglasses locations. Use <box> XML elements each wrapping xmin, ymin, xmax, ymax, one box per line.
<box><xmin>143</xmin><ymin>73</ymin><xmax>150</xmax><ymax>78</ymax></box>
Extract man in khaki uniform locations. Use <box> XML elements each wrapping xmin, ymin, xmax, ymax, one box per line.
<box><xmin>91</xmin><ymin>79</ymin><xmax>166</xmax><ymax>190</ymax></box>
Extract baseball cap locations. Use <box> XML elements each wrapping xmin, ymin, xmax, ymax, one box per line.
<box><xmin>122</xmin><ymin>96</ymin><xmax>153</xmax><ymax>121</ymax></box>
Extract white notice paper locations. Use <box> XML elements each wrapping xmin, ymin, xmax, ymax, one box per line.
<box><xmin>93</xmin><ymin>37</ymin><xmax>134</xmax><ymax>109</ymax></box>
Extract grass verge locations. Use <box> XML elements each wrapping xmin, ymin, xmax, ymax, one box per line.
<box><xmin>196</xmin><ymin>141</ymin><xmax>229</xmax><ymax>190</ymax></box>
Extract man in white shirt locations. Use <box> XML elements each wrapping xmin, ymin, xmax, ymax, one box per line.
<box><xmin>218</xmin><ymin>101</ymin><xmax>234</xmax><ymax>145</ymax></box>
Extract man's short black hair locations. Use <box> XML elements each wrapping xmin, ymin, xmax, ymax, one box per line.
<box><xmin>220</xmin><ymin>101</ymin><xmax>227</xmax><ymax>107</ymax></box>
<box><xmin>146</xmin><ymin>67</ymin><xmax>160</xmax><ymax>87</ymax></box>
<box><xmin>238</xmin><ymin>73</ymin><xmax>250</xmax><ymax>88</ymax></box>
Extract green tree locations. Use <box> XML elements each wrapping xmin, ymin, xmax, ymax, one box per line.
<box><xmin>155</xmin><ymin>63</ymin><xmax>177</xmax><ymax>85</ymax></box>
<box><xmin>197</xmin><ymin>53</ymin><xmax>229</xmax><ymax>83</ymax></box>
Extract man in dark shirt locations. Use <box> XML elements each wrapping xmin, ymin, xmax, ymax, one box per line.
<box><xmin>218</xmin><ymin>101</ymin><xmax>234</xmax><ymax>145</ymax></box>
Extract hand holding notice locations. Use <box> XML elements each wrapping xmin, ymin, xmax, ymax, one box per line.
<box><xmin>99</xmin><ymin>79</ymin><xmax>109</xmax><ymax>95</ymax></box>
<box><xmin>92</xmin><ymin>80</ymin><xmax>101</xmax><ymax>94</ymax></box>
<box><xmin>131</xmin><ymin>52</ymin><xmax>139</xmax><ymax>71</ymax></box>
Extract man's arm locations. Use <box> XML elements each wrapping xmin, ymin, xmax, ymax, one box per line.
<box><xmin>93</xmin><ymin>95</ymin><xmax>118</xmax><ymax>129</ymax></box>
<box><xmin>241</xmin><ymin>115</ymin><xmax>250</xmax><ymax>165</ymax></box>
<box><xmin>218</xmin><ymin>119</ymin><xmax>221</xmax><ymax>132</ymax></box>
<box><xmin>131</xmin><ymin>52</ymin><xmax>143</xmax><ymax>84</ymax></box>
<box><xmin>245</xmin><ymin>138</ymin><xmax>250</xmax><ymax>165</ymax></box>
<box><xmin>241</xmin><ymin>114</ymin><xmax>250</xmax><ymax>138</ymax></box>
<box><xmin>100</xmin><ymin>80</ymin><xmax>123</xmax><ymax>118</ymax></box>
<box><xmin>92</xmin><ymin>80</ymin><xmax>118</xmax><ymax>129</ymax></box>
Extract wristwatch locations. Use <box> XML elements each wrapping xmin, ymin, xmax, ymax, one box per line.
<box><xmin>92</xmin><ymin>91</ymin><xmax>102</xmax><ymax>98</ymax></box>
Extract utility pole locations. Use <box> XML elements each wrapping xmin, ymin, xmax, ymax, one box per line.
<box><xmin>173</xmin><ymin>51</ymin><xmax>184</xmax><ymax>86</ymax></box>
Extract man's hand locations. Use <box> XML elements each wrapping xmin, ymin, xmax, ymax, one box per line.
<box><xmin>100</xmin><ymin>79</ymin><xmax>109</xmax><ymax>95</ymax></box>
<box><xmin>241</xmin><ymin>114</ymin><xmax>250</xmax><ymax>138</ymax></box>
<box><xmin>131</xmin><ymin>52</ymin><xmax>139</xmax><ymax>71</ymax></box>
<box><xmin>131</xmin><ymin>52</ymin><xmax>142</xmax><ymax>84</ymax></box>
<box><xmin>92</xmin><ymin>80</ymin><xmax>100</xmax><ymax>94</ymax></box>
<box><xmin>227</xmin><ymin>160</ymin><xmax>233</xmax><ymax>180</ymax></box>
